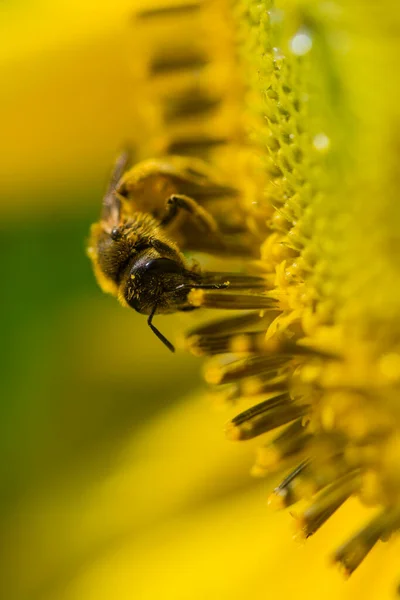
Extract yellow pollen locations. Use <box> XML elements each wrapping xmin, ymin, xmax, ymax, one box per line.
<box><xmin>224</xmin><ymin>422</ymin><xmax>241</xmax><ymax>441</ymax></box>
<box><xmin>379</xmin><ymin>352</ymin><xmax>400</xmax><ymax>383</ymax></box>
<box><xmin>203</xmin><ymin>365</ymin><xmax>223</xmax><ymax>385</ymax></box>
<box><xmin>188</xmin><ymin>289</ymin><xmax>204</xmax><ymax>307</ymax></box>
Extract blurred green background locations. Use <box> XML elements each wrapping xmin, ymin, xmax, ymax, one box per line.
<box><xmin>0</xmin><ymin>2</ymin><xmax>210</xmax><ymax>597</ymax></box>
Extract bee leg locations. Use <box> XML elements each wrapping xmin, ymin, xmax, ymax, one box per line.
<box><xmin>148</xmin><ymin>304</ymin><xmax>175</xmax><ymax>353</ymax></box>
<box><xmin>161</xmin><ymin>194</ymin><xmax>259</xmax><ymax>258</ymax></box>
<box><xmin>161</xmin><ymin>194</ymin><xmax>219</xmax><ymax>234</ymax></box>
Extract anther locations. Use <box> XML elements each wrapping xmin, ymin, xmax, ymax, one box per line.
<box><xmin>166</xmin><ymin>135</ymin><xmax>229</xmax><ymax>155</ymax></box>
<box><xmin>204</xmin><ymin>355</ymin><xmax>290</xmax><ymax>385</ymax></box>
<box><xmin>189</xmin><ymin>289</ymin><xmax>276</xmax><ymax>310</ymax></box>
<box><xmin>268</xmin><ymin>460</ymin><xmax>311</xmax><ymax>509</ymax></box>
<box><xmin>150</xmin><ymin>50</ymin><xmax>209</xmax><ymax>76</ymax></box>
<box><xmin>256</xmin><ymin>419</ymin><xmax>312</xmax><ymax>471</ymax></box>
<box><xmin>163</xmin><ymin>89</ymin><xmax>221</xmax><ymax>122</ymax></box>
<box><xmin>225</xmin><ymin>393</ymin><xmax>307</xmax><ymax>441</ymax></box>
<box><xmin>185</xmin><ymin>311</ymin><xmax>277</xmax><ymax>338</ymax></box>
<box><xmin>332</xmin><ymin>507</ymin><xmax>400</xmax><ymax>576</ymax></box>
<box><xmin>136</xmin><ymin>2</ymin><xmax>202</xmax><ymax>21</ymax></box>
<box><xmin>294</xmin><ymin>471</ymin><xmax>360</xmax><ymax>539</ymax></box>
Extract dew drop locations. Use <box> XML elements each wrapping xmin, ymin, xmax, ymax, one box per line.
<box><xmin>290</xmin><ymin>29</ymin><xmax>313</xmax><ymax>56</ymax></box>
<box><xmin>268</xmin><ymin>8</ymin><xmax>284</xmax><ymax>25</ymax></box>
<box><xmin>313</xmin><ymin>133</ymin><xmax>330</xmax><ymax>152</ymax></box>
<box><xmin>273</xmin><ymin>47</ymin><xmax>285</xmax><ymax>60</ymax></box>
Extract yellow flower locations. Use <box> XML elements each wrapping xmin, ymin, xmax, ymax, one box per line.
<box><xmin>126</xmin><ymin>0</ymin><xmax>400</xmax><ymax>593</ymax></box>
<box><xmin>180</xmin><ymin>0</ymin><xmax>400</xmax><ymax>592</ymax></box>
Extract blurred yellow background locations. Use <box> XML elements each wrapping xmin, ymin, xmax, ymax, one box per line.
<box><xmin>0</xmin><ymin>1</ymin><xmax>210</xmax><ymax>597</ymax></box>
<box><xmin>2</xmin><ymin>2</ymin><xmax>400</xmax><ymax>600</ymax></box>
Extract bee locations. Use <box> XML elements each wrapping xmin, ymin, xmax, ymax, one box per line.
<box><xmin>87</xmin><ymin>151</ymin><xmax>260</xmax><ymax>352</ymax></box>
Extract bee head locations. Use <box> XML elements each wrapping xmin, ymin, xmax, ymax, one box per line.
<box><xmin>123</xmin><ymin>251</ymin><xmax>201</xmax><ymax>315</ymax></box>
<box><xmin>121</xmin><ymin>251</ymin><xmax>229</xmax><ymax>352</ymax></box>
<box><xmin>88</xmin><ymin>220</ymin><xmax>200</xmax><ymax>312</ymax></box>
<box><xmin>87</xmin><ymin>223</ymin><xmax>133</xmax><ymax>295</ymax></box>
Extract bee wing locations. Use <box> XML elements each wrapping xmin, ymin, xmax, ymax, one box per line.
<box><xmin>122</xmin><ymin>156</ymin><xmax>238</xmax><ymax>201</ymax></box>
<box><xmin>101</xmin><ymin>149</ymin><xmax>132</xmax><ymax>227</ymax></box>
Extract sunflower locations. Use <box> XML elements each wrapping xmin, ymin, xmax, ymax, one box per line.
<box><xmin>124</xmin><ymin>0</ymin><xmax>400</xmax><ymax>592</ymax></box>
<box><xmin>228</xmin><ymin>0</ymin><xmax>400</xmax><ymax>580</ymax></box>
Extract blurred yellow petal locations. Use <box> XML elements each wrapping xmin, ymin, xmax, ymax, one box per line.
<box><xmin>0</xmin><ymin>0</ymin><xmax>140</xmax><ymax>216</ymax></box>
<box><xmin>62</xmin><ymin>495</ymin><xmax>400</xmax><ymax>600</ymax></box>
<box><xmin>1</xmin><ymin>392</ymin><xmax>261</xmax><ymax>599</ymax></box>
<box><xmin>195</xmin><ymin>0</ymin><xmax>400</xmax><ymax>592</ymax></box>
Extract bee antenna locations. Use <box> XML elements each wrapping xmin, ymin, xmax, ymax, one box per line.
<box><xmin>148</xmin><ymin>304</ymin><xmax>175</xmax><ymax>353</ymax></box>
<box><xmin>175</xmin><ymin>281</ymin><xmax>230</xmax><ymax>292</ymax></box>
<box><xmin>189</xmin><ymin>281</ymin><xmax>230</xmax><ymax>291</ymax></box>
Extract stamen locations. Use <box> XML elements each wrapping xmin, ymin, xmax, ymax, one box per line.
<box><xmin>185</xmin><ymin>310</ymin><xmax>278</xmax><ymax>337</ymax></box>
<box><xmin>210</xmin><ymin>328</ymin><xmax>318</xmax><ymax>357</ymax></box>
<box><xmin>293</xmin><ymin>452</ymin><xmax>351</xmax><ymax>500</ymax></box>
<box><xmin>204</xmin><ymin>355</ymin><xmax>289</xmax><ymax>385</ymax></box>
<box><xmin>166</xmin><ymin>135</ymin><xmax>229</xmax><ymax>155</ymax></box>
<box><xmin>185</xmin><ymin>332</ymin><xmax>239</xmax><ymax>357</ymax></box>
<box><xmin>241</xmin><ymin>374</ymin><xmax>289</xmax><ymax>396</ymax></box>
<box><xmin>200</xmin><ymin>272</ymin><xmax>268</xmax><ymax>290</ymax></box>
<box><xmin>136</xmin><ymin>2</ymin><xmax>202</xmax><ymax>21</ymax></box>
<box><xmin>294</xmin><ymin>471</ymin><xmax>360</xmax><ymax>539</ymax></box>
<box><xmin>229</xmin><ymin>332</ymin><xmax>266</xmax><ymax>353</ymax></box>
<box><xmin>189</xmin><ymin>289</ymin><xmax>276</xmax><ymax>310</ymax></box>
<box><xmin>256</xmin><ymin>419</ymin><xmax>312</xmax><ymax>471</ymax></box>
<box><xmin>332</xmin><ymin>507</ymin><xmax>400</xmax><ymax>576</ymax></box>
<box><xmin>268</xmin><ymin>460</ymin><xmax>311</xmax><ymax>509</ymax></box>
<box><xmin>186</xmin><ymin>330</ymin><xmax>301</xmax><ymax>358</ymax></box>
<box><xmin>225</xmin><ymin>393</ymin><xmax>307</xmax><ymax>440</ymax></box>
<box><xmin>213</xmin><ymin>384</ymin><xmax>243</xmax><ymax>405</ymax></box>
<box><xmin>150</xmin><ymin>51</ymin><xmax>209</xmax><ymax>75</ymax></box>
<box><xmin>163</xmin><ymin>88</ymin><xmax>221</xmax><ymax>121</ymax></box>
<box><xmin>211</xmin><ymin>377</ymin><xmax>287</xmax><ymax>409</ymax></box>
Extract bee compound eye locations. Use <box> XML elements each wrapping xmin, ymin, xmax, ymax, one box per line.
<box><xmin>110</xmin><ymin>227</ymin><xmax>120</xmax><ymax>241</ymax></box>
<box><xmin>143</xmin><ymin>258</ymin><xmax>183</xmax><ymax>274</ymax></box>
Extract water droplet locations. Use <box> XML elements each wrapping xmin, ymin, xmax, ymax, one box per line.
<box><xmin>290</xmin><ymin>29</ymin><xmax>313</xmax><ymax>56</ymax></box>
<box><xmin>273</xmin><ymin>47</ymin><xmax>284</xmax><ymax>60</ymax></box>
<box><xmin>268</xmin><ymin>8</ymin><xmax>284</xmax><ymax>25</ymax></box>
<box><xmin>313</xmin><ymin>133</ymin><xmax>330</xmax><ymax>152</ymax></box>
